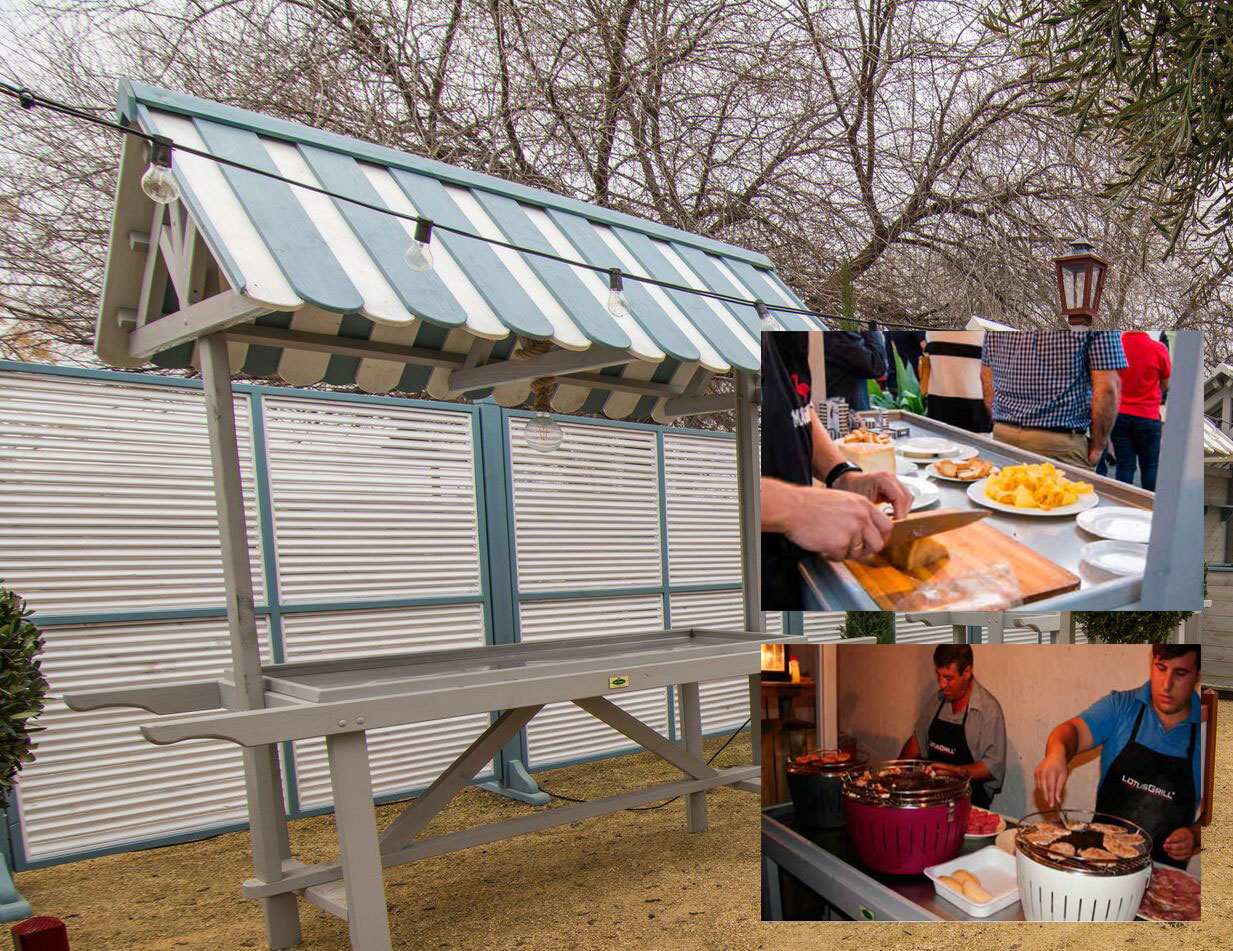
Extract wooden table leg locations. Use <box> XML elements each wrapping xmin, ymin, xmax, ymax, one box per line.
<box><xmin>678</xmin><ymin>682</ymin><xmax>708</xmax><ymax>833</ymax></box>
<box><xmin>326</xmin><ymin>731</ymin><xmax>393</xmax><ymax>951</ymax></box>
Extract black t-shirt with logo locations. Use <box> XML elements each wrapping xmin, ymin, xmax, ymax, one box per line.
<box><xmin>761</xmin><ymin>332</ymin><xmax>814</xmax><ymax>610</ymax></box>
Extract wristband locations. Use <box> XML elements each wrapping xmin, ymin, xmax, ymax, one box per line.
<box><xmin>824</xmin><ymin>461</ymin><xmax>862</xmax><ymax>488</ymax></box>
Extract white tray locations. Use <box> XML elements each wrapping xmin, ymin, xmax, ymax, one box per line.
<box><xmin>924</xmin><ymin>846</ymin><xmax>1020</xmax><ymax>919</ymax></box>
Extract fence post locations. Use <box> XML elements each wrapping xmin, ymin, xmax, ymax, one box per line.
<box><xmin>473</xmin><ymin>402</ymin><xmax>548</xmax><ymax>805</ymax></box>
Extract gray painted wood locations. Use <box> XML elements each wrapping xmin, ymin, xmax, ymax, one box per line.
<box><xmin>141</xmin><ymin>647</ymin><xmax>760</xmax><ymax>746</ymax></box>
<box><xmin>129</xmin><ymin>290</ymin><xmax>267</xmax><ymax>358</ymax></box>
<box><xmin>326</xmin><ymin>731</ymin><xmax>392</xmax><ymax>951</ymax></box>
<box><xmin>242</xmin><ymin>765</ymin><xmax>758</xmax><ymax>900</ymax></box>
<box><xmin>378</xmin><ymin>706</ymin><xmax>541</xmax><ymax>852</ymax></box>
<box><xmin>572</xmin><ymin>696</ymin><xmax>717</xmax><ymax>779</ymax></box>
<box><xmin>678</xmin><ymin>681</ymin><xmax>708</xmax><ymax>833</ymax></box>
<box><xmin>201</xmin><ymin>334</ymin><xmax>301</xmax><ymax>948</ymax></box>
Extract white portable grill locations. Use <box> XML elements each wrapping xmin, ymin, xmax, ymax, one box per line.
<box><xmin>1015</xmin><ymin>810</ymin><xmax>1153</xmax><ymax>921</ymax></box>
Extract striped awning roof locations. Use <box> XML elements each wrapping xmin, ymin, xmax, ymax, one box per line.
<box><xmin>97</xmin><ymin>81</ymin><xmax>817</xmax><ymax>420</ymax></box>
<box><xmin>1205</xmin><ymin>416</ymin><xmax>1233</xmax><ymax>464</ymax></box>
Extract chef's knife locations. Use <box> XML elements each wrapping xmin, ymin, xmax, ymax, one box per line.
<box><xmin>883</xmin><ymin>507</ymin><xmax>988</xmax><ymax>550</ymax></box>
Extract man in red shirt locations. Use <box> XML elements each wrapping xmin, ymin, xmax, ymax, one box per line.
<box><xmin>1112</xmin><ymin>331</ymin><xmax>1171</xmax><ymax>491</ymax></box>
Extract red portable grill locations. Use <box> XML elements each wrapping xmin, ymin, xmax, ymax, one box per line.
<box><xmin>842</xmin><ymin>760</ymin><xmax>971</xmax><ymax>875</ymax></box>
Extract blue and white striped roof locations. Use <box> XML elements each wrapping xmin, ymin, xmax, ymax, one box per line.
<box><xmin>97</xmin><ymin>81</ymin><xmax>818</xmax><ymax>419</ymax></box>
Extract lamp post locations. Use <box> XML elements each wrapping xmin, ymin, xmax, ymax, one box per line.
<box><xmin>1053</xmin><ymin>238</ymin><xmax>1109</xmax><ymax>328</ymax></box>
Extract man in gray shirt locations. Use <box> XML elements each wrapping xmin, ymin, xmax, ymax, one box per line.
<box><xmin>898</xmin><ymin>645</ymin><xmax>1008</xmax><ymax>809</ymax></box>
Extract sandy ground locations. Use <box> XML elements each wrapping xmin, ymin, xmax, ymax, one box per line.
<box><xmin>13</xmin><ymin>704</ymin><xmax>1228</xmax><ymax>950</ymax></box>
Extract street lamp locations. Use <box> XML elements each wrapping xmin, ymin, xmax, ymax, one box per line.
<box><xmin>1053</xmin><ymin>238</ymin><xmax>1109</xmax><ymax>328</ymax></box>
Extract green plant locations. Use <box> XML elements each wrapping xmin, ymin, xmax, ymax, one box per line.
<box><xmin>868</xmin><ymin>344</ymin><xmax>926</xmax><ymax>415</ymax></box>
<box><xmin>839</xmin><ymin>611</ymin><xmax>896</xmax><ymax>644</ymax></box>
<box><xmin>1074</xmin><ymin>611</ymin><xmax>1194</xmax><ymax>645</ymax></box>
<box><xmin>0</xmin><ymin>586</ymin><xmax>48</xmax><ymax>810</ymax></box>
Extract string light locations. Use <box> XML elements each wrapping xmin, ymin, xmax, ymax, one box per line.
<box><xmin>404</xmin><ymin>217</ymin><xmax>434</xmax><ymax>272</ymax></box>
<box><xmin>755</xmin><ymin>300</ymin><xmax>784</xmax><ymax>332</ymax></box>
<box><xmin>140</xmin><ymin>134</ymin><xmax>179</xmax><ymax>204</ymax></box>
<box><xmin>606</xmin><ymin>268</ymin><xmax>632</xmax><ymax>319</ymax></box>
<box><xmin>523</xmin><ymin>413</ymin><xmax>563</xmax><ymax>452</ymax></box>
<box><xmin>0</xmin><ymin>80</ymin><xmax>939</xmax><ymax>334</ymax></box>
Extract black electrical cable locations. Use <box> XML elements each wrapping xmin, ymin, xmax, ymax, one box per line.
<box><xmin>538</xmin><ymin>717</ymin><xmax>752</xmax><ymax>811</ymax></box>
<box><xmin>0</xmin><ymin>80</ymin><xmax>938</xmax><ymax>333</ymax></box>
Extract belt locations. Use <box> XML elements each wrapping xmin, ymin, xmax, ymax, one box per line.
<box><xmin>994</xmin><ymin>420</ymin><xmax>1087</xmax><ymax>435</ymax></box>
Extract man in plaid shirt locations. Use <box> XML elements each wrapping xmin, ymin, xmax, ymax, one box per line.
<box><xmin>980</xmin><ymin>332</ymin><xmax>1128</xmax><ymax>469</ymax></box>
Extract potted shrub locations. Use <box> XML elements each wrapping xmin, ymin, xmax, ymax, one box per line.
<box><xmin>0</xmin><ymin>585</ymin><xmax>49</xmax><ymax>921</ymax></box>
<box><xmin>1074</xmin><ymin>610</ymin><xmax>1194</xmax><ymax>645</ymax></box>
<box><xmin>839</xmin><ymin>612</ymin><xmax>896</xmax><ymax>644</ymax></box>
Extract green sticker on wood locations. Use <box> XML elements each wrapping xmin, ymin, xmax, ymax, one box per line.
<box><xmin>608</xmin><ymin>675</ymin><xmax>629</xmax><ymax>689</ymax></box>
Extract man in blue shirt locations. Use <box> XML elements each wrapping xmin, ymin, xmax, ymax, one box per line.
<box><xmin>980</xmin><ymin>331</ymin><xmax>1127</xmax><ymax>469</ymax></box>
<box><xmin>1034</xmin><ymin>645</ymin><xmax>1202</xmax><ymax>867</ymax></box>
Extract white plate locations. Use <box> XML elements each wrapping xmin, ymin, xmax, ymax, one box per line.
<box><xmin>1082</xmin><ymin>540</ymin><xmax>1148</xmax><ymax>577</ymax></box>
<box><xmin>1076</xmin><ymin>506</ymin><xmax>1153</xmax><ymax>543</ymax></box>
<box><xmin>899</xmin><ymin>475</ymin><xmax>941</xmax><ymax>512</ymax></box>
<box><xmin>896</xmin><ymin>457</ymin><xmax>918</xmax><ymax>476</ymax></box>
<box><xmin>897</xmin><ymin>435</ymin><xmax>961</xmax><ymax>458</ymax></box>
<box><xmin>927</xmin><ymin>459</ymin><xmax>1000</xmax><ymax>483</ymax></box>
<box><xmin>964</xmin><ymin>808</ymin><xmax>1008</xmax><ymax>840</ymax></box>
<box><xmin>966</xmin><ymin>477</ymin><xmax>1100</xmax><ymax>517</ymax></box>
<box><xmin>924</xmin><ymin>846</ymin><xmax>1020</xmax><ymax>918</ymax></box>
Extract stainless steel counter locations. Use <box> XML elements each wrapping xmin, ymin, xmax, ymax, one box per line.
<box><xmin>762</xmin><ymin>803</ymin><xmax>1025</xmax><ymax>922</ymax></box>
<box><xmin>796</xmin><ymin>411</ymin><xmax>1154</xmax><ymax>610</ymax></box>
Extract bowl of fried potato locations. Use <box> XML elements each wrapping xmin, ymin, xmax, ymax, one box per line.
<box><xmin>966</xmin><ymin>463</ymin><xmax>1098</xmax><ymax>516</ymax></box>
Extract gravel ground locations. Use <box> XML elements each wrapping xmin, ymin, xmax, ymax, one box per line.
<box><xmin>13</xmin><ymin>703</ymin><xmax>1226</xmax><ymax>950</ymax></box>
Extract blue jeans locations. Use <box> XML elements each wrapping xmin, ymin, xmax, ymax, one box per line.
<box><xmin>1111</xmin><ymin>413</ymin><xmax>1163</xmax><ymax>491</ymax></box>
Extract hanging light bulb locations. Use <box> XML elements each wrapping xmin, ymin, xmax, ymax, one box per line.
<box><xmin>141</xmin><ymin>135</ymin><xmax>180</xmax><ymax>205</ymax></box>
<box><xmin>524</xmin><ymin>412</ymin><xmax>563</xmax><ymax>452</ymax></box>
<box><xmin>607</xmin><ymin>267</ymin><xmax>632</xmax><ymax>319</ymax></box>
<box><xmin>405</xmin><ymin>218</ymin><xmax>435</xmax><ymax>272</ymax></box>
<box><xmin>755</xmin><ymin>300</ymin><xmax>785</xmax><ymax>331</ymax></box>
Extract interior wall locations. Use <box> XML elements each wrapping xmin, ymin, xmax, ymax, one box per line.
<box><xmin>835</xmin><ymin>644</ymin><xmax>1159</xmax><ymax>820</ymax></box>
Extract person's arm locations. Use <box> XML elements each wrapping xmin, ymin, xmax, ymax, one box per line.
<box><xmin>761</xmin><ymin>475</ymin><xmax>894</xmax><ymax>561</ymax></box>
<box><xmin>899</xmin><ymin>735</ymin><xmax>922</xmax><ymax>759</ymax></box>
<box><xmin>1088</xmin><ymin>369</ymin><xmax>1121</xmax><ymax>465</ymax></box>
<box><xmin>1034</xmin><ymin>716</ymin><xmax>1096</xmax><ymax>806</ymax></box>
<box><xmin>827</xmin><ymin>331</ymin><xmax>887</xmax><ymax>379</ymax></box>
<box><xmin>980</xmin><ymin>364</ymin><xmax>994</xmax><ymax>416</ymax></box>
<box><xmin>810</xmin><ymin>408</ymin><xmax>913</xmax><ymax>518</ymax></box>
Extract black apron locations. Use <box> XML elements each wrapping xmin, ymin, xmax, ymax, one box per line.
<box><xmin>1094</xmin><ymin>704</ymin><xmax>1197</xmax><ymax>868</ymax></box>
<box><xmin>926</xmin><ymin>696</ymin><xmax>993</xmax><ymax>808</ymax></box>
<box><xmin>760</xmin><ymin>332</ymin><xmax>813</xmax><ymax>611</ymax></box>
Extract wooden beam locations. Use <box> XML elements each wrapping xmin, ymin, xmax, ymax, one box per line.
<box><xmin>129</xmin><ymin>290</ymin><xmax>269</xmax><ymax>358</ymax></box>
<box><xmin>377</xmin><ymin>706</ymin><xmax>541</xmax><ymax>852</ymax></box>
<box><xmin>242</xmin><ymin>765</ymin><xmax>759</xmax><ymax>899</ymax></box>
<box><xmin>135</xmin><ymin>202</ymin><xmax>168</xmax><ymax>329</ymax></box>
<box><xmin>661</xmin><ymin>393</ymin><xmax>736</xmax><ymax>418</ymax></box>
<box><xmin>226</xmin><ymin>324</ymin><xmax>466</xmax><ymax>368</ymax></box>
<box><xmin>447</xmin><ymin>345</ymin><xmax>636</xmax><ymax>391</ymax></box>
<box><xmin>556</xmin><ymin>371</ymin><xmax>684</xmax><ymax>398</ymax></box>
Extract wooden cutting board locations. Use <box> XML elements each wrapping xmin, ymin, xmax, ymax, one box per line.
<box><xmin>843</xmin><ymin>520</ymin><xmax>1080</xmax><ymax>610</ymax></box>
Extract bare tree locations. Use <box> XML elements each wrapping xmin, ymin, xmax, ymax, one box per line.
<box><xmin>0</xmin><ymin>0</ymin><xmax>1228</xmax><ymax>379</ymax></box>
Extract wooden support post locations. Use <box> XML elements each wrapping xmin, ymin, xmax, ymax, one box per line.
<box><xmin>1058</xmin><ymin>612</ymin><xmax>1075</xmax><ymax>644</ymax></box>
<box><xmin>326</xmin><ymin>731</ymin><xmax>392</xmax><ymax>951</ymax></box>
<box><xmin>678</xmin><ymin>682</ymin><xmax>708</xmax><ymax>833</ymax></box>
<box><xmin>734</xmin><ymin>370</ymin><xmax>764</xmax><ymax>771</ymax></box>
<box><xmin>199</xmin><ymin>333</ymin><xmax>301</xmax><ymax>949</ymax></box>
